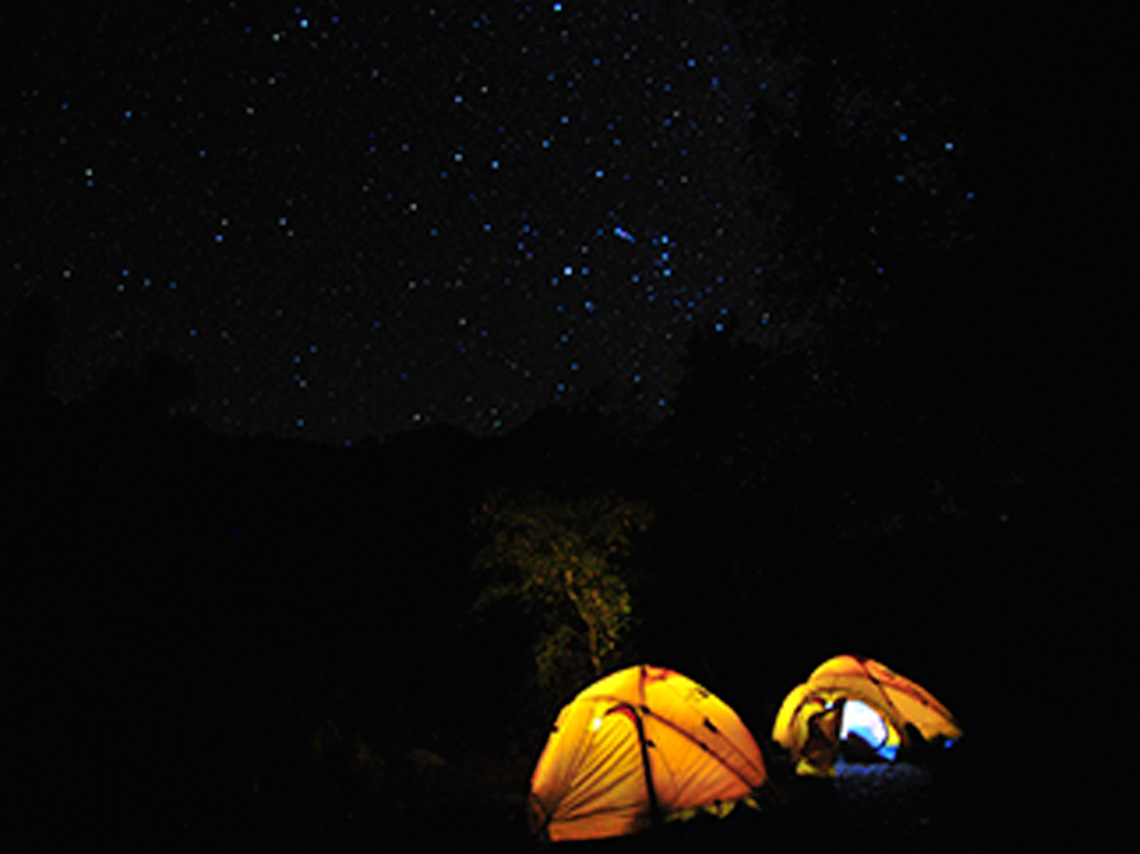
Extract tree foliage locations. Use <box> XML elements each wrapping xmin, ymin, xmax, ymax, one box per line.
<box><xmin>470</xmin><ymin>488</ymin><xmax>653</xmax><ymax>692</ymax></box>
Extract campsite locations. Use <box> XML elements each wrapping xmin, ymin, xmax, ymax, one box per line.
<box><xmin>3</xmin><ymin>4</ymin><xmax>1127</xmax><ymax>849</ymax></box>
<box><xmin>5</xmin><ymin>390</ymin><xmax>1127</xmax><ymax>852</ymax></box>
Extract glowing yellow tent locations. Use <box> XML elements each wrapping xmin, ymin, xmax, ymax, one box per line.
<box><xmin>772</xmin><ymin>655</ymin><xmax>962</xmax><ymax>776</ymax></box>
<box><xmin>528</xmin><ymin>664</ymin><xmax>769</xmax><ymax>842</ymax></box>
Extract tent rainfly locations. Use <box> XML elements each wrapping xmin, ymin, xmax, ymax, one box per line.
<box><xmin>772</xmin><ymin>655</ymin><xmax>962</xmax><ymax>776</ymax></box>
<box><xmin>528</xmin><ymin>664</ymin><xmax>769</xmax><ymax>842</ymax></box>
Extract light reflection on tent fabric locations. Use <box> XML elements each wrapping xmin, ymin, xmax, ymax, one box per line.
<box><xmin>841</xmin><ymin>699</ymin><xmax>897</xmax><ymax>759</ymax></box>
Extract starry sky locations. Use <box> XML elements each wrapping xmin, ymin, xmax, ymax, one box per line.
<box><xmin>3</xmin><ymin>1</ymin><xmax>980</xmax><ymax>445</ymax></box>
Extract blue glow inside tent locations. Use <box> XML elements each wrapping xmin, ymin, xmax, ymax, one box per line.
<box><xmin>841</xmin><ymin>700</ymin><xmax>897</xmax><ymax>760</ymax></box>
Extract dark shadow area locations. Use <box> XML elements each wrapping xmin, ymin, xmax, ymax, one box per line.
<box><xmin>3</xmin><ymin>298</ymin><xmax>1126</xmax><ymax>853</ymax></box>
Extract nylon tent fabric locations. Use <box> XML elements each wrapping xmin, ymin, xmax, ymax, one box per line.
<box><xmin>770</xmin><ymin>688</ymin><xmax>845</xmax><ymax>777</ymax></box>
<box><xmin>527</xmin><ymin>664</ymin><xmax>769</xmax><ymax>842</ymax></box>
<box><xmin>772</xmin><ymin>655</ymin><xmax>962</xmax><ymax>776</ymax></box>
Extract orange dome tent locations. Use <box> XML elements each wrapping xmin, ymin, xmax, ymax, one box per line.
<box><xmin>772</xmin><ymin>655</ymin><xmax>962</xmax><ymax>777</ymax></box>
<box><xmin>528</xmin><ymin>664</ymin><xmax>769</xmax><ymax>842</ymax></box>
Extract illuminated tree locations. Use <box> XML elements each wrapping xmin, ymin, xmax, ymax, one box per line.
<box><xmin>471</xmin><ymin>488</ymin><xmax>653</xmax><ymax>690</ymax></box>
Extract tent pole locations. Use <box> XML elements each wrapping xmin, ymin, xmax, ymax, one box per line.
<box><xmin>625</xmin><ymin>704</ymin><xmax>661</xmax><ymax>828</ymax></box>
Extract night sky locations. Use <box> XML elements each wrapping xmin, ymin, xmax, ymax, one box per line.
<box><xmin>2</xmin><ymin>2</ymin><xmax>1123</xmax><ymax>452</ymax></box>
<box><xmin>4</xmin><ymin>1</ymin><xmax>788</xmax><ymax>444</ymax></box>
